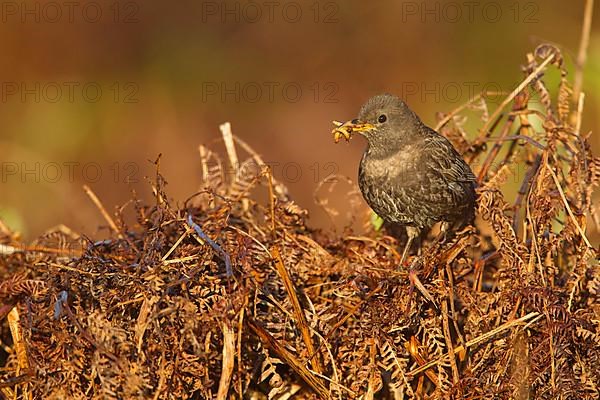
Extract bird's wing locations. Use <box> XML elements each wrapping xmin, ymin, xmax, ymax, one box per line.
<box><xmin>417</xmin><ymin>129</ymin><xmax>477</xmax><ymax>211</ymax></box>
<box><xmin>420</xmin><ymin>128</ymin><xmax>476</xmax><ymax>184</ymax></box>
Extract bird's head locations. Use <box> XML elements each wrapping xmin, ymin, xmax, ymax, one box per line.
<box><xmin>332</xmin><ymin>93</ymin><xmax>422</xmax><ymax>149</ymax></box>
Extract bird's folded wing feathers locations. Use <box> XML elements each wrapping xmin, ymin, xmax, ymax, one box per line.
<box><xmin>421</xmin><ymin>131</ymin><xmax>476</xmax><ymax>184</ymax></box>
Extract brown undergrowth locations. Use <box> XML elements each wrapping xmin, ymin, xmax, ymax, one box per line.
<box><xmin>0</xmin><ymin>45</ymin><xmax>599</xmax><ymax>399</ymax></box>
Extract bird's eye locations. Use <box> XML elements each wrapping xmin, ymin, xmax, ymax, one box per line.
<box><xmin>378</xmin><ymin>114</ymin><xmax>387</xmax><ymax>123</ymax></box>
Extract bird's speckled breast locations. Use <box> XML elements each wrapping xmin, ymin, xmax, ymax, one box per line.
<box><xmin>358</xmin><ymin>145</ymin><xmax>422</xmax><ymax>226</ymax></box>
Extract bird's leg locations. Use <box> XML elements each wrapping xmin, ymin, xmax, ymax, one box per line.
<box><xmin>399</xmin><ymin>226</ymin><xmax>419</xmax><ymax>267</ymax></box>
<box><xmin>424</xmin><ymin>221</ymin><xmax>451</xmax><ymax>256</ymax></box>
<box><xmin>404</xmin><ymin>258</ymin><xmax>436</xmax><ymax>313</ymax></box>
<box><xmin>401</xmin><ymin>227</ymin><xmax>436</xmax><ymax>311</ymax></box>
<box><xmin>408</xmin><ymin>266</ymin><xmax>436</xmax><ymax>305</ymax></box>
<box><xmin>399</xmin><ymin>236</ymin><xmax>413</xmax><ymax>267</ymax></box>
<box><xmin>400</xmin><ymin>226</ymin><xmax>419</xmax><ymax>266</ymax></box>
<box><xmin>439</xmin><ymin>221</ymin><xmax>451</xmax><ymax>244</ymax></box>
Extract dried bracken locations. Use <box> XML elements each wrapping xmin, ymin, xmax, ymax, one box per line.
<box><xmin>0</xmin><ymin>45</ymin><xmax>598</xmax><ymax>399</ymax></box>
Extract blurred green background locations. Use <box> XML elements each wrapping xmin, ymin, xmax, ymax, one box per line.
<box><xmin>0</xmin><ymin>0</ymin><xmax>598</xmax><ymax>242</ymax></box>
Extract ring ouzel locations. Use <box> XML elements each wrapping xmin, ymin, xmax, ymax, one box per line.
<box><xmin>333</xmin><ymin>93</ymin><xmax>476</xmax><ymax>265</ymax></box>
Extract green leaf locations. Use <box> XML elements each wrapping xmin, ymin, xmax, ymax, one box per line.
<box><xmin>370</xmin><ymin>212</ymin><xmax>384</xmax><ymax>231</ymax></box>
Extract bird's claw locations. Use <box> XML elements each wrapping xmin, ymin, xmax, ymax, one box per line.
<box><xmin>407</xmin><ymin>267</ymin><xmax>437</xmax><ymax>309</ymax></box>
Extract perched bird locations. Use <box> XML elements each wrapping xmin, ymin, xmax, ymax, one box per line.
<box><xmin>333</xmin><ymin>94</ymin><xmax>476</xmax><ymax>265</ymax></box>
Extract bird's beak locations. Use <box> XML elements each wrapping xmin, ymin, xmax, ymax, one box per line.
<box><xmin>332</xmin><ymin>119</ymin><xmax>376</xmax><ymax>143</ymax></box>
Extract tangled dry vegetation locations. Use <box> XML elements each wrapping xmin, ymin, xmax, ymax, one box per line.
<box><xmin>0</xmin><ymin>45</ymin><xmax>599</xmax><ymax>399</ymax></box>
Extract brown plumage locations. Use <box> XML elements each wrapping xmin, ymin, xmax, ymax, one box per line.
<box><xmin>333</xmin><ymin>93</ymin><xmax>476</xmax><ymax>264</ymax></box>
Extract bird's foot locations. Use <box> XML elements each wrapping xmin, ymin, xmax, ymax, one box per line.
<box><xmin>405</xmin><ymin>260</ymin><xmax>436</xmax><ymax>312</ymax></box>
<box><xmin>409</xmin><ymin>269</ymin><xmax>436</xmax><ymax>305</ymax></box>
<box><xmin>399</xmin><ymin>255</ymin><xmax>414</xmax><ymax>268</ymax></box>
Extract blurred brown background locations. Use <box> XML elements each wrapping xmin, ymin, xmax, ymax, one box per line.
<box><xmin>0</xmin><ymin>0</ymin><xmax>598</xmax><ymax>242</ymax></box>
